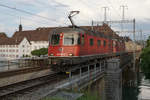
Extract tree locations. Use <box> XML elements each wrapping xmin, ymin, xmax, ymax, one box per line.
<box><xmin>140</xmin><ymin>36</ymin><xmax>150</xmax><ymax>79</ymax></box>
<box><xmin>31</xmin><ymin>48</ymin><xmax>48</xmax><ymax>57</ymax></box>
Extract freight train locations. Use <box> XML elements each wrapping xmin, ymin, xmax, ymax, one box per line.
<box><xmin>48</xmin><ymin>11</ymin><xmax>125</xmax><ymax>71</ymax></box>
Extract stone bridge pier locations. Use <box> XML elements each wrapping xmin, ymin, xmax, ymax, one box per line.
<box><xmin>105</xmin><ymin>59</ymin><xmax>122</xmax><ymax>100</ymax></box>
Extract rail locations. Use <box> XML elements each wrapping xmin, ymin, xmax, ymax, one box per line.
<box><xmin>0</xmin><ymin>66</ymin><xmax>50</xmax><ymax>78</ymax></box>
<box><xmin>0</xmin><ymin>72</ymin><xmax>62</xmax><ymax>99</ymax></box>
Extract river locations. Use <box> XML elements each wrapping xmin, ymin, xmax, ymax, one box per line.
<box><xmin>123</xmin><ymin>73</ymin><xmax>150</xmax><ymax>100</ymax></box>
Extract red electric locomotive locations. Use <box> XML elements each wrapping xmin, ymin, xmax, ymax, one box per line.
<box><xmin>48</xmin><ymin>11</ymin><xmax>125</xmax><ymax>71</ymax></box>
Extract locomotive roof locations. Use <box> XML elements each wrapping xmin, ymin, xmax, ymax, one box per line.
<box><xmin>50</xmin><ymin>27</ymin><xmax>111</xmax><ymax>39</ymax></box>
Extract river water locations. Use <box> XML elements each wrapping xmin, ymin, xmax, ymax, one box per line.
<box><xmin>123</xmin><ymin>73</ymin><xmax>150</xmax><ymax>100</ymax></box>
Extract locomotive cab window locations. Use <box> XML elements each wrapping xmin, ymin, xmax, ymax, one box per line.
<box><xmin>63</xmin><ymin>33</ymin><xmax>79</xmax><ymax>46</ymax></box>
<box><xmin>90</xmin><ymin>38</ymin><xmax>94</xmax><ymax>46</ymax></box>
<box><xmin>51</xmin><ymin>34</ymin><xmax>60</xmax><ymax>45</ymax></box>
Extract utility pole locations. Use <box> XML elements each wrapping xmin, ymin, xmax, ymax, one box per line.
<box><xmin>140</xmin><ymin>30</ymin><xmax>144</xmax><ymax>46</ymax></box>
<box><xmin>133</xmin><ymin>18</ymin><xmax>136</xmax><ymax>72</ymax></box>
<box><xmin>102</xmin><ymin>7</ymin><xmax>109</xmax><ymax>22</ymax></box>
<box><xmin>120</xmin><ymin>5</ymin><xmax>128</xmax><ymax>33</ymax></box>
<box><xmin>120</xmin><ymin>5</ymin><xmax>128</xmax><ymax>20</ymax></box>
<box><xmin>91</xmin><ymin>20</ymin><xmax>94</xmax><ymax>31</ymax></box>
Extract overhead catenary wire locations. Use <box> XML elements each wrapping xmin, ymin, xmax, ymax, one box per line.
<box><xmin>0</xmin><ymin>3</ymin><xmax>59</xmax><ymax>24</ymax></box>
<box><xmin>0</xmin><ymin>11</ymin><xmax>54</xmax><ymax>26</ymax></box>
<box><xmin>105</xmin><ymin>0</ymin><xmax>122</xmax><ymax>19</ymax></box>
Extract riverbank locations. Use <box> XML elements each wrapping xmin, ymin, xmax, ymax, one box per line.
<box><xmin>123</xmin><ymin>73</ymin><xmax>150</xmax><ymax>100</ymax></box>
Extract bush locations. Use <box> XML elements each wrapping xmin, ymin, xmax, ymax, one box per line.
<box><xmin>140</xmin><ymin>36</ymin><xmax>150</xmax><ymax>79</ymax></box>
<box><xmin>31</xmin><ymin>48</ymin><xmax>48</xmax><ymax>57</ymax></box>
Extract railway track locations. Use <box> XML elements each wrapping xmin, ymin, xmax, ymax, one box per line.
<box><xmin>0</xmin><ymin>66</ymin><xmax>50</xmax><ymax>78</ymax></box>
<box><xmin>0</xmin><ymin>72</ymin><xmax>67</xmax><ymax>100</ymax></box>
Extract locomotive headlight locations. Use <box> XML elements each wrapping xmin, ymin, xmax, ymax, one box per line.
<box><xmin>69</xmin><ymin>53</ymin><xmax>73</xmax><ymax>56</ymax></box>
<box><xmin>50</xmin><ymin>54</ymin><xmax>54</xmax><ymax>56</ymax></box>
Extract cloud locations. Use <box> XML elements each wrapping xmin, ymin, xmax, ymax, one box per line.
<box><xmin>0</xmin><ymin>24</ymin><xmax>15</xmax><ymax>37</ymax></box>
<box><xmin>0</xmin><ymin>24</ymin><xmax>6</xmax><ymax>33</ymax></box>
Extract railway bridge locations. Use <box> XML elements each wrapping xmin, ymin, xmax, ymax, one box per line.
<box><xmin>49</xmin><ymin>51</ymin><xmax>140</xmax><ymax>100</ymax></box>
<box><xmin>0</xmin><ymin>51</ymin><xmax>141</xmax><ymax>100</ymax></box>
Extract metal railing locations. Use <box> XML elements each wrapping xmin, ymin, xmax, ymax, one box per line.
<box><xmin>0</xmin><ymin>57</ymin><xmax>49</xmax><ymax>72</ymax></box>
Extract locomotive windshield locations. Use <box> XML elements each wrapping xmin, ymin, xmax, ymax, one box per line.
<box><xmin>51</xmin><ymin>34</ymin><xmax>60</xmax><ymax>45</ymax></box>
<box><xmin>63</xmin><ymin>33</ymin><xmax>79</xmax><ymax>45</ymax></box>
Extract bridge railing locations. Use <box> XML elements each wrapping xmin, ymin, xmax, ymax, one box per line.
<box><xmin>0</xmin><ymin>57</ymin><xmax>49</xmax><ymax>72</ymax></box>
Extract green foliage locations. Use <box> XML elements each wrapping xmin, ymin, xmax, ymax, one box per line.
<box><xmin>140</xmin><ymin>36</ymin><xmax>150</xmax><ymax>79</ymax></box>
<box><xmin>146</xmin><ymin>36</ymin><xmax>150</xmax><ymax>47</ymax></box>
<box><xmin>31</xmin><ymin>48</ymin><xmax>48</xmax><ymax>57</ymax></box>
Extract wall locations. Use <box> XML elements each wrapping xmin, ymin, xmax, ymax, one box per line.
<box><xmin>18</xmin><ymin>38</ymin><xmax>31</xmax><ymax>57</ymax></box>
<box><xmin>30</xmin><ymin>41</ymin><xmax>48</xmax><ymax>51</ymax></box>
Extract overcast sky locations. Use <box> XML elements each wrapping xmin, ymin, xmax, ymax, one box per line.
<box><xmin>0</xmin><ymin>0</ymin><xmax>150</xmax><ymax>40</ymax></box>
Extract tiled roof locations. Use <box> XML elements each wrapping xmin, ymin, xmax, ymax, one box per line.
<box><xmin>123</xmin><ymin>36</ymin><xmax>132</xmax><ymax>42</ymax></box>
<box><xmin>0</xmin><ymin>32</ymin><xmax>7</xmax><ymax>38</ymax></box>
<box><xmin>81</xmin><ymin>24</ymin><xmax>120</xmax><ymax>39</ymax></box>
<box><xmin>0</xmin><ymin>37</ymin><xmax>23</xmax><ymax>45</ymax></box>
<box><xmin>12</xmin><ymin>27</ymin><xmax>56</xmax><ymax>41</ymax></box>
<box><xmin>0</xmin><ymin>32</ymin><xmax>24</xmax><ymax>45</ymax></box>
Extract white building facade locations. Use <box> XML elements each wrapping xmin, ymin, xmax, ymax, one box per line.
<box><xmin>0</xmin><ymin>37</ymin><xmax>31</xmax><ymax>59</ymax></box>
<box><xmin>30</xmin><ymin>41</ymin><xmax>48</xmax><ymax>51</ymax></box>
<box><xmin>0</xmin><ymin>26</ymin><xmax>51</xmax><ymax>59</ymax></box>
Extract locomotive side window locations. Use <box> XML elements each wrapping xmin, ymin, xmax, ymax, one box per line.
<box><xmin>104</xmin><ymin>40</ymin><xmax>106</xmax><ymax>47</ymax></box>
<box><xmin>63</xmin><ymin>34</ymin><xmax>74</xmax><ymax>45</ymax></box>
<box><xmin>77</xmin><ymin>35</ymin><xmax>81</xmax><ymax>45</ymax></box>
<box><xmin>90</xmin><ymin>38</ymin><xmax>94</xmax><ymax>46</ymax></box>
<box><xmin>51</xmin><ymin>34</ymin><xmax>60</xmax><ymax>45</ymax></box>
<box><xmin>97</xmin><ymin>40</ymin><xmax>101</xmax><ymax>47</ymax></box>
<box><xmin>81</xmin><ymin>35</ymin><xmax>85</xmax><ymax>45</ymax></box>
<box><xmin>108</xmin><ymin>40</ymin><xmax>111</xmax><ymax>47</ymax></box>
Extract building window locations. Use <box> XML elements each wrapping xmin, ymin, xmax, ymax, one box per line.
<box><xmin>22</xmin><ymin>45</ymin><xmax>25</xmax><ymax>48</ymax></box>
<box><xmin>90</xmin><ymin>38</ymin><xmax>94</xmax><ymax>46</ymax></box>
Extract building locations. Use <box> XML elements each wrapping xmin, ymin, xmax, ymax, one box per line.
<box><xmin>124</xmin><ymin>37</ymin><xmax>142</xmax><ymax>52</ymax></box>
<box><xmin>12</xmin><ymin>27</ymin><xmax>51</xmax><ymax>51</ymax></box>
<box><xmin>0</xmin><ymin>35</ymin><xmax>31</xmax><ymax>59</ymax></box>
<box><xmin>0</xmin><ymin>25</ymin><xmax>52</xmax><ymax>59</ymax></box>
